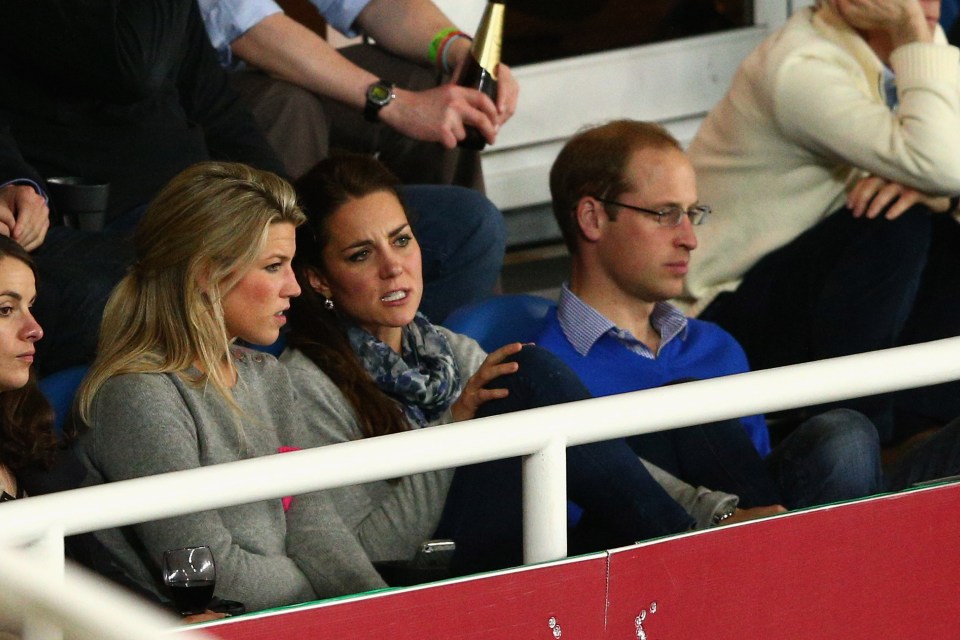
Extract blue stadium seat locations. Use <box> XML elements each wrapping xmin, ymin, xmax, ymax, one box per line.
<box><xmin>443</xmin><ymin>294</ymin><xmax>556</xmax><ymax>352</ymax></box>
<box><xmin>240</xmin><ymin>332</ymin><xmax>288</xmax><ymax>358</ymax></box>
<box><xmin>38</xmin><ymin>365</ymin><xmax>90</xmax><ymax>436</ymax></box>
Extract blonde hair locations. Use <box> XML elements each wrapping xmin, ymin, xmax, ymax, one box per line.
<box><xmin>78</xmin><ymin>162</ymin><xmax>305</xmax><ymax>423</ymax></box>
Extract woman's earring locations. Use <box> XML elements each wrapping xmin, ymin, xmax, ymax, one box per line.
<box><xmin>324</xmin><ymin>298</ymin><xmax>335</xmax><ymax>311</ymax></box>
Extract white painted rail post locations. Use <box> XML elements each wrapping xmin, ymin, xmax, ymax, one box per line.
<box><xmin>522</xmin><ymin>438</ymin><xmax>568</xmax><ymax>564</ymax></box>
<box><xmin>23</xmin><ymin>526</ymin><xmax>65</xmax><ymax>640</ymax></box>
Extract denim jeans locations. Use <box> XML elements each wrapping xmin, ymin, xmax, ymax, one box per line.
<box><xmin>435</xmin><ymin>346</ymin><xmax>697</xmax><ymax>576</ymax></box>
<box><xmin>766</xmin><ymin>409</ymin><xmax>883</xmax><ymax>508</ymax></box>
<box><xmin>772</xmin><ymin>411</ymin><xmax>960</xmax><ymax>503</ymax></box>
<box><xmin>627</xmin><ymin>419</ymin><xmax>780</xmax><ymax>508</ymax></box>
<box><xmin>701</xmin><ymin>205</ymin><xmax>960</xmax><ymax>443</ymax></box>
<box><xmin>32</xmin><ymin>185</ymin><xmax>505</xmax><ymax>376</ymax></box>
<box><xmin>629</xmin><ymin>408</ymin><xmax>884</xmax><ymax>511</ymax></box>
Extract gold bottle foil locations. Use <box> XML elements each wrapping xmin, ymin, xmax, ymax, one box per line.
<box><xmin>470</xmin><ymin>3</ymin><xmax>504</xmax><ymax>81</ymax></box>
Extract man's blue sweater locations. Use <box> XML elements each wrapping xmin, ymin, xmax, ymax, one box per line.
<box><xmin>536</xmin><ymin>308</ymin><xmax>771</xmax><ymax>456</ymax></box>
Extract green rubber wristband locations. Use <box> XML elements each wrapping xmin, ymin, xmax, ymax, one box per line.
<box><xmin>428</xmin><ymin>27</ymin><xmax>459</xmax><ymax>66</ymax></box>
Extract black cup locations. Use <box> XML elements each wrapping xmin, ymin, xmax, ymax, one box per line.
<box><xmin>46</xmin><ymin>177</ymin><xmax>109</xmax><ymax>232</ymax></box>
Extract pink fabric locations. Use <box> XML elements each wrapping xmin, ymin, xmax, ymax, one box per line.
<box><xmin>277</xmin><ymin>446</ymin><xmax>301</xmax><ymax>511</ymax></box>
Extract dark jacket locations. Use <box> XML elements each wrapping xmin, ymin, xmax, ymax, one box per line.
<box><xmin>0</xmin><ymin>0</ymin><xmax>284</xmax><ymax>221</ymax></box>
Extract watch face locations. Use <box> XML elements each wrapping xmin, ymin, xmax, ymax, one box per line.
<box><xmin>364</xmin><ymin>81</ymin><xmax>395</xmax><ymax>122</ymax></box>
<box><xmin>369</xmin><ymin>83</ymin><xmax>393</xmax><ymax>105</ymax></box>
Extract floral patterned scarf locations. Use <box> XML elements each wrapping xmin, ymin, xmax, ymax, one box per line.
<box><xmin>346</xmin><ymin>312</ymin><xmax>463</xmax><ymax>428</ymax></box>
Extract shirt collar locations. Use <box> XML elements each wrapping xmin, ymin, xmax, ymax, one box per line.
<box><xmin>882</xmin><ymin>66</ymin><xmax>898</xmax><ymax>110</ymax></box>
<box><xmin>556</xmin><ymin>283</ymin><xmax>688</xmax><ymax>357</ymax></box>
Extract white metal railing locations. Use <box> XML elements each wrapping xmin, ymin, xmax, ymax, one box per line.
<box><xmin>3</xmin><ymin>337</ymin><xmax>960</xmax><ymax>638</ymax></box>
<box><xmin>0</xmin><ymin>543</ymin><xmax>211</xmax><ymax>640</ymax></box>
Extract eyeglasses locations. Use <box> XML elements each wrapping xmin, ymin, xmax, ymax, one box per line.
<box><xmin>594</xmin><ymin>196</ymin><xmax>711</xmax><ymax>227</ymax></box>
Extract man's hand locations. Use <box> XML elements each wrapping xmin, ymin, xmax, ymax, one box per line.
<box><xmin>383</xmin><ymin>63</ymin><xmax>518</xmax><ymax>150</ymax></box>
<box><xmin>382</xmin><ymin>32</ymin><xmax>518</xmax><ymax>149</ymax></box>
<box><xmin>492</xmin><ymin>63</ymin><xmax>519</xmax><ymax>128</ymax></box>
<box><xmin>355</xmin><ymin>0</ymin><xmax>519</xmax><ymax>147</ymax></box>
<box><xmin>0</xmin><ymin>183</ymin><xmax>50</xmax><ymax>251</ymax></box>
<box><xmin>720</xmin><ymin>504</ymin><xmax>787</xmax><ymax>526</ymax></box>
<box><xmin>831</xmin><ymin>0</ymin><xmax>933</xmax><ymax>47</ymax></box>
<box><xmin>848</xmin><ymin>175</ymin><xmax>951</xmax><ymax>219</ymax></box>
<box><xmin>381</xmin><ymin>83</ymin><xmax>497</xmax><ymax>149</ymax></box>
<box><xmin>181</xmin><ymin>610</ymin><xmax>228</xmax><ymax>624</ymax></box>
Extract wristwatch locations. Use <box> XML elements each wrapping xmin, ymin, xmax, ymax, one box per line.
<box><xmin>364</xmin><ymin>79</ymin><xmax>396</xmax><ymax>123</ymax></box>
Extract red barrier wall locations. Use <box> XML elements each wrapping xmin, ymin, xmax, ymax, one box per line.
<box><xmin>204</xmin><ymin>556</ymin><xmax>608</xmax><ymax>639</ymax></box>
<box><xmin>201</xmin><ymin>483</ymin><xmax>960</xmax><ymax>639</ymax></box>
<box><xmin>606</xmin><ymin>484</ymin><xmax>960</xmax><ymax>639</ymax></box>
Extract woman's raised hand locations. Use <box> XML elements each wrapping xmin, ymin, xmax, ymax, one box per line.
<box><xmin>451</xmin><ymin>342</ymin><xmax>523</xmax><ymax>422</ymax></box>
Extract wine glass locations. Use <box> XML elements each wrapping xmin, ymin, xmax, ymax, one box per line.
<box><xmin>162</xmin><ymin>546</ymin><xmax>216</xmax><ymax>616</ymax></box>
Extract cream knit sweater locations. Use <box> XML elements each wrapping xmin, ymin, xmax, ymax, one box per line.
<box><xmin>682</xmin><ymin>5</ymin><xmax>960</xmax><ymax>315</ymax></box>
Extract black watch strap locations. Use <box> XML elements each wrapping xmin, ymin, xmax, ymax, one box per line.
<box><xmin>364</xmin><ymin>79</ymin><xmax>396</xmax><ymax>123</ymax></box>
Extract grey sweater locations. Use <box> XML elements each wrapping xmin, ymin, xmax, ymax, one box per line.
<box><xmin>78</xmin><ymin>348</ymin><xmax>387</xmax><ymax>613</ymax></box>
<box><xmin>281</xmin><ymin>327</ymin><xmax>486</xmax><ymax>562</ymax></box>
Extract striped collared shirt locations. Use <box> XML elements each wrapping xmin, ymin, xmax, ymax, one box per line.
<box><xmin>555</xmin><ymin>283</ymin><xmax>688</xmax><ymax>358</ymax></box>
<box><xmin>882</xmin><ymin>66</ymin><xmax>898</xmax><ymax>110</ymax></box>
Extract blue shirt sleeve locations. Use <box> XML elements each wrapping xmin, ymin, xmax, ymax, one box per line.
<box><xmin>197</xmin><ymin>0</ymin><xmax>284</xmax><ymax>67</ymax></box>
<box><xmin>198</xmin><ymin>0</ymin><xmax>373</xmax><ymax>68</ymax></box>
<box><xmin>309</xmin><ymin>0</ymin><xmax>372</xmax><ymax>36</ymax></box>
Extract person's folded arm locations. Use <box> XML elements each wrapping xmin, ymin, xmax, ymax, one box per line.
<box><xmin>775</xmin><ymin>41</ymin><xmax>960</xmax><ymax>195</ymax></box>
<box><xmin>271</xmin><ymin>359</ymin><xmax>387</xmax><ymax>595</ymax></box>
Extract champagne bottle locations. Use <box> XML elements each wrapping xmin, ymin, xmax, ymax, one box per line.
<box><xmin>456</xmin><ymin>1</ymin><xmax>505</xmax><ymax>150</ymax></box>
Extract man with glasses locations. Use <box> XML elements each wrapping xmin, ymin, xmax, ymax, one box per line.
<box><xmin>535</xmin><ymin>119</ymin><xmax>889</xmax><ymax>520</ymax></box>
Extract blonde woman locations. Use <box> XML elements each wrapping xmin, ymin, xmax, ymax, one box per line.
<box><xmin>76</xmin><ymin>162</ymin><xmax>385</xmax><ymax>613</ymax></box>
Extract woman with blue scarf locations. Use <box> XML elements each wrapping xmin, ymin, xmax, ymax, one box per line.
<box><xmin>283</xmin><ymin>153</ymin><xmax>784</xmax><ymax>577</ymax></box>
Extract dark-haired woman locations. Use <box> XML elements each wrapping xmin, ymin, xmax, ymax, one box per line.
<box><xmin>0</xmin><ymin>235</ymin><xmax>56</xmax><ymax>502</ymax></box>
<box><xmin>0</xmin><ymin>235</ymin><xmax>230</xmax><ymax>625</ymax></box>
